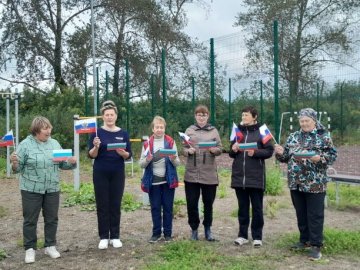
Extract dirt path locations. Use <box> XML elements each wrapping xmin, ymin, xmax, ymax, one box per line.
<box><xmin>1</xmin><ymin>149</ymin><xmax>359</xmax><ymax>270</ymax></box>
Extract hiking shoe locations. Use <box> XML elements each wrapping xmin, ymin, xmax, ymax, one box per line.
<box><xmin>253</xmin><ymin>240</ymin><xmax>262</xmax><ymax>248</ymax></box>
<box><xmin>98</xmin><ymin>239</ymin><xmax>109</xmax><ymax>249</ymax></box>
<box><xmin>308</xmin><ymin>246</ymin><xmax>322</xmax><ymax>261</ymax></box>
<box><xmin>44</xmin><ymin>246</ymin><xmax>61</xmax><ymax>259</ymax></box>
<box><xmin>234</xmin><ymin>237</ymin><xmax>249</xmax><ymax>246</ymax></box>
<box><xmin>25</xmin><ymin>248</ymin><xmax>35</xmax><ymax>264</ymax></box>
<box><xmin>148</xmin><ymin>235</ymin><xmax>161</xmax><ymax>243</ymax></box>
<box><xmin>164</xmin><ymin>236</ymin><xmax>173</xmax><ymax>242</ymax></box>
<box><xmin>291</xmin><ymin>241</ymin><xmax>311</xmax><ymax>250</ymax></box>
<box><xmin>110</xmin><ymin>239</ymin><xmax>123</xmax><ymax>248</ymax></box>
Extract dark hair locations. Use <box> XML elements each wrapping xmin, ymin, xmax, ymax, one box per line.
<box><xmin>194</xmin><ymin>105</ymin><xmax>209</xmax><ymax>115</ymax></box>
<box><xmin>242</xmin><ymin>106</ymin><xmax>258</xmax><ymax>118</ymax></box>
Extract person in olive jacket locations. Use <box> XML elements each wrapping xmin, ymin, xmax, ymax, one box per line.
<box><xmin>183</xmin><ymin>105</ymin><xmax>223</xmax><ymax>241</ymax></box>
<box><xmin>229</xmin><ymin>106</ymin><xmax>274</xmax><ymax>248</ymax></box>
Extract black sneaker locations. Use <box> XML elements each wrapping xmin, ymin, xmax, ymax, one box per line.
<box><xmin>290</xmin><ymin>242</ymin><xmax>311</xmax><ymax>250</ymax></box>
<box><xmin>148</xmin><ymin>235</ymin><xmax>161</xmax><ymax>243</ymax></box>
<box><xmin>164</xmin><ymin>236</ymin><xmax>173</xmax><ymax>242</ymax></box>
<box><xmin>308</xmin><ymin>246</ymin><xmax>322</xmax><ymax>261</ymax></box>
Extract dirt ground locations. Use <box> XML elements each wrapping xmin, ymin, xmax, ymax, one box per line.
<box><xmin>0</xmin><ymin>146</ymin><xmax>359</xmax><ymax>270</ymax></box>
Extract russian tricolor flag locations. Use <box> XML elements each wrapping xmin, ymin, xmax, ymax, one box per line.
<box><xmin>107</xmin><ymin>142</ymin><xmax>126</xmax><ymax>151</ymax></box>
<box><xmin>178</xmin><ymin>132</ymin><xmax>191</xmax><ymax>145</ymax></box>
<box><xmin>259</xmin><ymin>124</ymin><xmax>273</xmax><ymax>144</ymax></box>
<box><xmin>230</xmin><ymin>123</ymin><xmax>244</xmax><ymax>143</ymax></box>
<box><xmin>0</xmin><ymin>130</ymin><xmax>14</xmax><ymax>147</ymax></box>
<box><xmin>74</xmin><ymin>118</ymin><xmax>97</xmax><ymax>134</ymax></box>
<box><xmin>53</xmin><ymin>149</ymin><xmax>72</xmax><ymax>161</ymax></box>
<box><xmin>239</xmin><ymin>142</ymin><xmax>258</xmax><ymax>151</ymax></box>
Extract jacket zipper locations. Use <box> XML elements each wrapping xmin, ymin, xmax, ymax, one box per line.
<box><xmin>242</xmin><ymin>130</ymin><xmax>249</xmax><ymax>189</ymax></box>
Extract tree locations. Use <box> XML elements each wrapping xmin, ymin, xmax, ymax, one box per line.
<box><xmin>0</xmin><ymin>0</ymin><xmax>92</xmax><ymax>92</ymax></box>
<box><xmin>234</xmin><ymin>0</ymin><xmax>360</xmax><ymax>98</ymax></box>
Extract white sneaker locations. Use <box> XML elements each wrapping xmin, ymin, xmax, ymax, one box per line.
<box><xmin>98</xmin><ymin>239</ymin><xmax>109</xmax><ymax>249</ymax></box>
<box><xmin>25</xmin><ymin>248</ymin><xmax>35</xmax><ymax>264</ymax></box>
<box><xmin>44</xmin><ymin>246</ymin><xmax>61</xmax><ymax>259</ymax></box>
<box><xmin>234</xmin><ymin>237</ymin><xmax>249</xmax><ymax>246</ymax></box>
<box><xmin>110</xmin><ymin>239</ymin><xmax>123</xmax><ymax>248</ymax></box>
<box><xmin>253</xmin><ymin>240</ymin><xmax>262</xmax><ymax>248</ymax></box>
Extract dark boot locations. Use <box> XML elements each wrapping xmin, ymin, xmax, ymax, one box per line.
<box><xmin>191</xmin><ymin>230</ymin><xmax>198</xmax><ymax>240</ymax></box>
<box><xmin>204</xmin><ymin>227</ymin><xmax>215</xmax><ymax>241</ymax></box>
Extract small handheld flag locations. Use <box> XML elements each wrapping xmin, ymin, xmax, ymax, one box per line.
<box><xmin>107</xmin><ymin>142</ymin><xmax>126</xmax><ymax>151</ymax></box>
<box><xmin>259</xmin><ymin>124</ymin><xmax>276</xmax><ymax>144</ymax></box>
<box><xmin>198</xmin><ymin>141</ymin><xmax>217</xmax><ymax>149</ymax></box>
<box><xmin>158</xmin><ymin>148</ymin><xmax>176</xmax><ymax>157</ymax></box>
<box><xmin>293</xmin><ymin>151</ymin><xmax>316</xmax><ymax>159</ymax></box>
<box><xmin>178</xmin><ymin>132</ymin><xmax>191</xmax><ymax>144</ymax></box>
<box><xmin>53</xmin><ymin>149</ymin><xmax>73</xmax><ymax>162</ymax></box>
<box><xmin>0</xmin><ymin>130</ymin><xmax>14</xmax><ymax>147</ymax></box>
<box><xmin>74</xmin><ymin>118</ymin><xmax>97</xmax><ymax>134</ymax></box>
<box><xmin>143</xmin><ymin>138</ymin><xmax>150</xmax><ymax>157</ymax></box>
<box><xmin>230</xmin><ymin>123</ymin><xmax>244</xmax><ymax>143</ymax></box>
<box><xmin>239</xmin><ymin>142</ymin><xmax>258</xmax><ymax>151</ymax></box>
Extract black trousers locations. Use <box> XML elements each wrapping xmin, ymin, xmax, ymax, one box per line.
<box><xmin>290</xmin><ymin>189</ymin><xmax>325</xmax><ymax>247</ymax></box>
<box><xmin>235</xmin><ymin>187</ymin><xmax>264</xmax><ymax>240</ymax></box>
<box><xmin>93</xmin><ymin>169</ymin><xmax>125</xmax><ymax>239</ymax></box>
<box><xmin>184</xmin><ymin>182</ymin><xmax>217</xmax><ymax>230</ymax></box>
<box><xmin>21</xmin><ymin>190</ymin><xmax>60</xmax><ymax>250</ymax></box>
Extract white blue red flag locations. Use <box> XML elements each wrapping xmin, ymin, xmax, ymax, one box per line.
<box><xmin>0</xmin><ymin>130</ymin><xmax>14</xmax><ymax>147</ymax></box>
<box><xmin>178</xmin><ymin>132</ymin><xmax>191</xmax><ymax>145</ymax></box>
<box><xmin>230</xmin><ymin>123</ymin><xmax>244</xmax><ymax>143</ymax></box>
<box><xmin>259</xmin><ymin>124</ymin><xmax>273</xmax><ymax>144</ymax></box>
<box><xmin>74</xmin><ymin>118</ymin><xmax>97</xmax><ymax>134</ymax></box>
<box><xmin>53</xmin><ymin>149</ymin><xmax>72</xmax><ymax>161</ymax></box>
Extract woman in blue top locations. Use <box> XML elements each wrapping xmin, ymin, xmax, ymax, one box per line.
<box><xmin>88</xmin><ymin>100</ymin><xmax>132</xmax><ymax>250</ymax></box>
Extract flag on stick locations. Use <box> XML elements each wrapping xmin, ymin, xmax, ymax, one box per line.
<box><xmin>178</xmin><ymin>132</ymin><xmax>191</xmax><ymax>145</ymax></box>
<box><xmin>259</xmin><ymin>124</ymin><xmax>276</xmax><ymax>144</ymax></box>
<box><xmin>159</xmin><ymin>148</ymin><xmax>176</xmax><ymax>157</ymax></box>
<box><xmin>53</xmin><ymin>149</ymin><xmax>72</xmax><ymax>161</ymax></box>
<box><xmin>230</xmin><ymin>123</ymin><xmax>244</xmax><ymax>143</ymax></box>
<box><xmin>74</xmin><ymin>118</ymin><xmax>97</xmax><ymax>134</ymax></box>
<box><xmin>0</xmin><ymin>130</ymin><xmax>14</xmax><ymax>147</ymax></box>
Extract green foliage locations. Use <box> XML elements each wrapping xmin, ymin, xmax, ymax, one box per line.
<box><xmin>61</xmin><ymin>182</ymin><xmax>96</xmax><ymax>211</ymax></box>
<box><xmin>173</xmin><ymin>198</ymin><xmax>187</xmax><ymax>217</ymax></box>
<box><xmin>326</xmin><ymin>182</ymin><xmax>360</xmax><ymax>209</ymax></box>
<box><xmin>0</xmin><ymin>249</ymin><xmax>7</xmax><ymax>261</ymax></box>
<box><xmin>0</xmin><ymin>157</ymin><xmax>7</xmax><ymax>178</ymax></box>
<box><xmin>217</xmin><ymin>168</ymin><xmax>231</xmax><ymax>199</ymax></box>
<box><xmin>122</xmin><ymin>192</ymin><xmax>142</xmax><ymax>212</ymax></box>
<box><xmin>276</xmin><ymin>228</ymin><xmax>360</xmax><ymax>256</ymax></box>
<box><xmin>146</xmin><ymin>240</ymin><xmax>267</xmax><ymax>270</ymax></box>
<box><xmin>0</xmin><ymin>205</ymin><xmax>7</xmax><ymax>218</ymax></box>
<box><xmin>265</xmin><ymin>164</ymin><xmax>284</xmax><ymax>196</ymax></box>
<box><xmin>17</xmin><ymin>238</ymin><xmax>44</xmax><ymax>249</ymax></box>
<box><xmin>264</xmin><ymin>198</ymin><xmax>280</xmax><ymax>219</ymax></box>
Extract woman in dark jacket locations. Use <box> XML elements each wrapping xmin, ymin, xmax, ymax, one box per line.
<box><xmin>229</xmin><ymin>106</ymin><xmax>274</xmax><ymax>248</ymax></box>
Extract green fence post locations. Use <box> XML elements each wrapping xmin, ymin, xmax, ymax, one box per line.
<box><xmin>125</xmin><ymin>59</ymin><xmax>130</xmax><ymax>133</ymax></box>
<box><xmin>273</xmin><ymin>21</ymin><xmax>280</xmax><ymax>142</ymax></box>
<box><xmin>210</xmin><ymin>38</ymin><xmax>215</xmax><ymax>125</ymax></box>
<box><xmin>96</xmin><ymin>67</ymin><xmax>100</xmax><ymax>115</ymax></box>
<box><xmin>228</xmin><ymin>78</ymin><xmax>232</xmax><ymax>135</ymax></box>
<box><xmin>162</xmin><ymin>48</ymin><xmax>167</xmax><ymax>119</ymax></box>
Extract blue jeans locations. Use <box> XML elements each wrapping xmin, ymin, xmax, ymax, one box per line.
<box><xmin>148</xmin><ymin>183</ymin><xmax>175</xmax><ymax>237</ymax></box>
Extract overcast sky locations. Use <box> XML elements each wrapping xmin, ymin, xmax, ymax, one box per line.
<box><xmin>183</xmin><ymin>0</ymin><xmax>243</xmax><ymax>41</ymax></box>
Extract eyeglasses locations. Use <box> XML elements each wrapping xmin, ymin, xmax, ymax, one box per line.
<box><xmin>196</xmin><ymin>114</ymin><xmax>208</xmax><ymax>118</ymax></box>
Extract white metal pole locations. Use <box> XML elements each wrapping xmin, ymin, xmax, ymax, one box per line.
<box><xmin>15</xmin><ymin>89</ymin><xmax>19</xmax><ymax>147</ymax></box>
